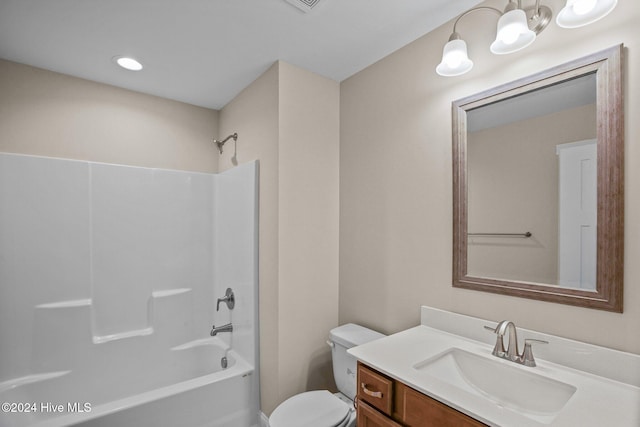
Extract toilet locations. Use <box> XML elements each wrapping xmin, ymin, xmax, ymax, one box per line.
<box><xmin>269</xmin><ymin>324</ymin><xmax>385</xmax><ymax>427</ymax></box>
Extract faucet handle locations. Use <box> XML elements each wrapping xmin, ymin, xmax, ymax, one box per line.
<box><xmin>484</xmin><ymin>325</ymin><xmax>506</xmax><ymax>357</ymax></box>
<box><xmin>522</xmin><ymin>339</ymin><xmax>549</xmax><ymax>367</ymax></box>
<box><xmin>524</xmin><ymin>338</ymin><xmax>549</xmax><ymax>348</ymax></box>
<box><xmin>216</xmin><ymin>288</ymin><xmax>235</xmax><ymax>311</ymax></box>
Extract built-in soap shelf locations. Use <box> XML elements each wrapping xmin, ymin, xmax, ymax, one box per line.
<box><xmin>36</xmin><ymin>299</ymin><xmax>92</xmax><ymax>309</ymax></box>
<box><xmin>34</xmin><ymin>288</ymin><xmax>193</xmax><ymax>343</ymax></box>
<box><xmin>151</xmin><ymin>288</ymin><xmax>192</xmax><ymax>298</ymax></box>
<box><xmin>31</xmin><ymin>288</ymin><xmax>195</xmax><ymax>372</ymax></box>
<box><xmin>0</xmin><ymin>370</ymin><xmax>71</xmax><ymax>394</ymax></box>
<box><xmin>93</xmin><ymin>328</ymin><xmax>154</xmax><ymax>344</ymax></box>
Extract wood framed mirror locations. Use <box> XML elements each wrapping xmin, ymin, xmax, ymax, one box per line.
<box><xmin>452</xmin><ymin>44</ymin><xmax>624</xmax><ymax>312</ymax></box>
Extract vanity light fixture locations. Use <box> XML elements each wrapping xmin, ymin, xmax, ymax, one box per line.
<box><xmin>436</xmin><ymin>0</ymin><xmax>617</xmax><ymax>77</ymax></box>
<box><xmin>435</xmin><ymin>33</ymin><xmax>474</xmax><ymax>77</ymax></box>
<box><xmin>114</xmin><ymin>56</ymin><xmax>143</xmax><ymax>71</ymax></box>
<box><xmin>556</xmin><ymin>0</ymin><xmax>618</xmax><ymax>28</ymax></box>
<box><xmin>490</xmin><ymin>2</ymin><xmax>537</xmax><ymax>55</ymax></box>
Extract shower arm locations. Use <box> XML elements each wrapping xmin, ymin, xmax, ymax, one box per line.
<box><xmin>213</xmin><ymin>133</ymin><xmax>238</xmax><ymax>154</ymax></box>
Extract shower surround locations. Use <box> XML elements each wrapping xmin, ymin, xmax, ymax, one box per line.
<box><xmin>0</xmin><ymin>153</ymin><xmax>259</xmax><ymax>427</ymax></box>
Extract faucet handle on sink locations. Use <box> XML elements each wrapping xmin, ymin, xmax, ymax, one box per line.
<box><xmin>484</xmin><ymin>325</ymin><xmax>506</xmax><ymax>357</ymax></box>
<box><xmin>523</xmin><ymin>339</ymin><xmax>549</xmax><ymax>367</ymax></box>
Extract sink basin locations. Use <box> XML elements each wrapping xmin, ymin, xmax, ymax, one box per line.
<box><xmin>414</xmin><ymin>348</ymin><xmax>576</xmax><ymax>421</ymax></box>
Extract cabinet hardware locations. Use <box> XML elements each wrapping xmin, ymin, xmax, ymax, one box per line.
<box><xmin>361</xmin><ymin>383</ymin><xmax>383</xmax><ymax>398</ymax></box>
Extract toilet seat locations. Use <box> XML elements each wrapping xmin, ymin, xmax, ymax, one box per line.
<box><xmin>269</xmin><ymin>390</ymin><xmax>351</xmax><ymax>427</ymax></box>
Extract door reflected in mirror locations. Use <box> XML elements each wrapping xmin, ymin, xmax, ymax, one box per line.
<box><xmin>452</xmin><ymin>45</ymin><xmax>624</xmax><ymax>312</ymax></box>
<box><xmin>466</xmin><ymin>73</ymin><xmax>597</xmax><ymax>290</ymax></box>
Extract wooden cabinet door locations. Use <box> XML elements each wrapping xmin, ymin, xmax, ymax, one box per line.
<box><xmin>357</xmin><ymin>400</ymin><xmax>403</xmax><ymax>427</ymax></box>
<box><xmin>396</xmin><ymin>382</ymin><xmax>487</xmax><ymax>427</ymax></box>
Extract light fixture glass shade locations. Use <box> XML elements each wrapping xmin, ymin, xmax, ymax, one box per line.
<box><xmin>436</xmin><ymin>38</ymin><xmax>473</xmax><ymax>77</ymax></box>
<box><xmin>490</xmin><ymin>9</ymin><xmax>536</xmax><ymax>55</ymax></box>
<box><xmin>556</xmin><ymin>0</ymin><xmax>617</xmax><ymax>28</ymax></box>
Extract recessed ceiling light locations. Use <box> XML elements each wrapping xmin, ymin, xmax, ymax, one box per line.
<box><xmin>114</xmin><ymin>56</ymin><xmax>143</xmax><ymax>71</ymax></box>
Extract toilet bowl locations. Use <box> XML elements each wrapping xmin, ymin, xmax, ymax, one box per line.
<box><xmin>269</xmin><ymin>324</ymin><xmax>385</xmax><ymax>427</ymax></box>
<box><xmin>269</xmin><ymin>390</ymin><xmax>354</xmax><ymax>427</ymax></box>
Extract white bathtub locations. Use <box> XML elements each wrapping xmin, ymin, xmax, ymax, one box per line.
<box><xmin>0</xmin><ymin>338</ymin><xmax>256</xmax><ymax>427</ymax></box>
<box><xmin>0</xmin><ymin>155</ymin><xmax>260</xmax><ymax>427</ymax></box>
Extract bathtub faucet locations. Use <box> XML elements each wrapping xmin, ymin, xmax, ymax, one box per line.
<box><xmin>210</xmin><ymin>323</ymin><xmax>233</xmax><ymax>336</ymax></box>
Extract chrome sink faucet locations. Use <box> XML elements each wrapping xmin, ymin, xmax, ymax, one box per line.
<box><xmin>496</xmin><ymin>320</ymin><xmax>520</xmax><ymax>361</ymax></box>
<box><xmin>484</xmin><ymin>320</ymin><xmax>548</xmax><ymax>367</ymax></box>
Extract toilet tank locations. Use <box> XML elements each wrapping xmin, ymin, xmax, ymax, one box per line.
<box><xmin>329</xmin><ymin>324</ymin><xmax>385</xmax><ymax>401</ymax></box>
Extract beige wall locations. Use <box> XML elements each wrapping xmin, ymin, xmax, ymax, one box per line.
<box><xmin>277</xmin><ymin>62</ymin><xmax>340</xmax><ymax>401</ymax></box>
<box><xmin>218</xmin><ymin>63</ymin><xmax>281</xmax><ymax>415</ymax></box>
<box><xmin>0</xmin><ymin>59</ymin><xmax>219</xmax><ymax>172</ymax></box>
<box><xmin>467</xmin><ymin>104</ymin><xmax>596</xmax><ymax>284</ymax></box>
<box><xmin>218</xmin><ymin>61</ymin><xmax>340</xmax><ymax>414</ymax></box>
<box><xmin>340</xmin><ymin>0</ymin><xmax>640</xmax><ymax>354</ymax></box>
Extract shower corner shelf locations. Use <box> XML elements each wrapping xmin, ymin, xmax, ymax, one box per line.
<box><xmin>32</xmin><ymin>287</ymin><xmax>194</xmax><ymax>347</ymax></box>
<box><xmin>36</xmin><ymin>298</ymin><xmax>92</xmax><ymax>309</ymax></box>
<box><xmin>92</xmin><ymin>327</ymin><xmax>154</xmax><ymax>344</ymax></box>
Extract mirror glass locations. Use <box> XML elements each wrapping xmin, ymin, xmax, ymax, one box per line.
<box><xmin>467</xmin><ymin>73</ymin><xmax>597</xmax><ymax>290</ymax></box>
<box><xmin>452</xmin><ymin>45</ymin><xmax>624</xmax><ymax>312</ymax></box>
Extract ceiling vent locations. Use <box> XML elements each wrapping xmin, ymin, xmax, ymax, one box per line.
<box><xmin>284</xmin><ymin>0</ymin><xmax>322</xmax><ymax>13</ymax></box>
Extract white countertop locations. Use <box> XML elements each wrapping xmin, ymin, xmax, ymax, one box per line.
<box><xmin>348</xmin><ymin>307</ymin><xmax>640</xmax><ymax>427</ymax></box>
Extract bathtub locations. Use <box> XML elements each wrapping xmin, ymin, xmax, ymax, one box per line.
<box><xmin>0</xmin><ymin>338</ymin><xmax>256</xmax><ymax>427</ymax></box>
<box><xmin>0</xmin><ymin>155</ymin><xmax>260</xmax><ymax>427</ymax></box>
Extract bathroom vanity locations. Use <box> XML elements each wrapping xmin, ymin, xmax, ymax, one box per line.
<box><xmin>357</xmin><ymin>362</ymin><xmax>485</xmax><ymax>426</ymax></box>
<box><xmin>349</xmin><ymin>306</ymin><xmax>640</xmax><ymax>427</ymax></box>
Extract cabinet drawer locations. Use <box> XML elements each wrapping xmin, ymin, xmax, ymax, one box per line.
<box><xmin>357</xmin><ymin>362</ymin><xmax>393</xmax><ymax>416</ymax></box>
<box><xmin>396</xmin><ymin>382</ymin><xmax>487</xmax><ymax>427</ymax></box>
<box><xmin>357</xmin><ymin>400</ymin><xmax>403</xmax><ymax>427</ymax></box>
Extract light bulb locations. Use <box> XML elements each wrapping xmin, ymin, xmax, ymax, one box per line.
<box><xmin>499</xmin><ymin>24</ymin><xmax>521</xmax><ymax>45</ymax></box>
<box><xmin>445</xmin><ymin>52</ymin><xmax>463</xmax><ymax>68</ymax></box>
<box><xmin>573</xmin><ymin>0</ymin><xmax>597</xmax><ymax>15</ymax></box>
<box><xmin>491</xmin><ymin>8</ymin><xmax>536</xmax><ymax>53</ymax></box>
<box><xmin>114</xmin><ymin>56</ymin><xmax>143</xmax><ymax>71</ymax></box>
<box><xmin>436</xmin><ymin>38</ymin><xmax>473</xmax><ymax>77</ymax></box>
<box><xmin>557</xmin><ymin>0</ymin><xmax>618</xmax><ymax>28</ymax></box>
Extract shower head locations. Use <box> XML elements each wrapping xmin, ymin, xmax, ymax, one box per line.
<box><xmin>213</xmin><ymin>133</ymin><xmax>238</xmax><ymax>154</ymax></box>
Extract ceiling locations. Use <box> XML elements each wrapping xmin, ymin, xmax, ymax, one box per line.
<box><xmin>0</xmin><ymin>0</ymin><xmax>482</xmax><ymax>109</ymax></box>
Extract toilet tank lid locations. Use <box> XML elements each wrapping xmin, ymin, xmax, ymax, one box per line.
<box><xmin>329</xmin><ymin>323</ymin><xmax>385</xmax><ymax>348</ymax></box>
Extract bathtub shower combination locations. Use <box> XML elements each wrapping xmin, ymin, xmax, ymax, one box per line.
<box><xmin>0</xmin><ymin>154</ymin><xmax>260</xmax><ymax>427</ymax></box>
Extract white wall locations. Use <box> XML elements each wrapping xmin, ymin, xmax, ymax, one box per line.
<box><xmin>0</xmin><ymin>154</ymin><xmax>215</xmax><ymax>382</ymax></box>
<box><xmin>214</xmin><ymin>161</ymin><xmax>261</xmax><ymax>424</ymax></box>
<box><xmin>214</xmin><ymin>160</ymin><xmax>260</xmax><ymax>369</ymax></box>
